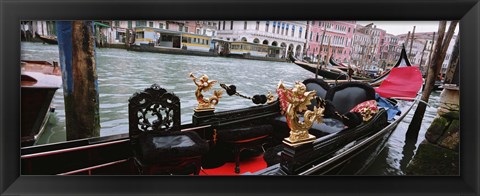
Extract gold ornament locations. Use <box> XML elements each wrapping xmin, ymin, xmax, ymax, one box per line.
<box><xmin>189</xmin><ymin>73</ymin><xmax>223</xmax><ymax>112</ymax></box>
<box><xmin>266</xmin><ymin>91</ymin><xmax>275</xmax><ymax>104</ymax></box>
<box><xmin>277</xmin><ymin>81</ymin><xmax>324</xmax><ymax>146</ymax></box>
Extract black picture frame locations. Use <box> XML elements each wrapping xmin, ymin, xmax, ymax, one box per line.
<box><xmin>1</xmin><ymin>0</ymin><xmax>479</xmax><ymax>195</ymax></box>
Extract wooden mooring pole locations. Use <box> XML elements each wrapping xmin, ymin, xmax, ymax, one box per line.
<box><xmin>56</xmin><ymin>21</ymin><xmax>100</xmax><ymax>141</ymax></box>
<box><xmin>405</xmin><ymin>33</ymin><xmax>460</xmax><ymax>175</ymax></box>
<box><xmin>405</xmin><ymin>31</ymin><xmax>410</xmax><ymax>50</ymax></box>
<box><xmin>418</xmin><ymin>40</ymin><xmax>428</xmax><ymax>73</ymax></box>
<box><xmin>406</xmin><ymin>21</ymin><xmax>458</xmax><ymax>140</ymax></box>
<box><xmin>315</xmin><ymin>28</ymin><xmax>326</xmax><ymax>79</ymax></box>
<box><xmin>409</xmin><ymin>26</ymin><xmax>416</xmax><ymax>60</ymax></box>
<box><xmin>444</xmin><ymin>35</ymin><xmax>460</xmax><ymax>85</ymax></box>
<box><xmin>424</xmin><ymin>32</ymin><xmax>436</xmax><ymax>78</ymax></box>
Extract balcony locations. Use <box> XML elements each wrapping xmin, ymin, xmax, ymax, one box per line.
<box><xmin>316</xmin><ymin>41</ymin><xmax>345</xmax><ymax>48</ymax></box>
<box><xmin>320</xmin><ymin>27</ymin><xmax>347</xmax><ymax>35</ymax></box>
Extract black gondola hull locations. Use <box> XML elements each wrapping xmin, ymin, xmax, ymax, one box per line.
<box><xmin>21</xmin><ymin>89</ymin><xmax>417</xmax><ymax>175</ymax></box>
<box><xmin>289</xmin><ymin>54</ymin><xmax>369</xmax><ymax>80</ymax></box>
<box><xmin>21</xmin><ymin>105</ymin><xmax>394</xmax><ymax>175</ymax></box>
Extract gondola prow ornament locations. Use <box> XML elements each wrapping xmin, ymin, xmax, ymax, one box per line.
<box><xmin>277</xmin><ymin>81</ymin><xmax>324</xmax><ymax>146</ymax></box>
<box><xmin>189</xmin><ymin>73</ymin><xmax>223</xmax><ymax>112</ymax></box>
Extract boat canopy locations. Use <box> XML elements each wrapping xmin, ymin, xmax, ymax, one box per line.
<box><xmin>94</xmin><ymin>22</ymin><xmax>110</xmax><ymax>28</ymax></box>
<box><xmin>375</xmin><ymin>66</ymin><xmax>423</xmax><ymax>99</ymax></box>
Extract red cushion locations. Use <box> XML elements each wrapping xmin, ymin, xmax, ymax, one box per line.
<box><xmin>349</xmin><ymin>100</ymin><xmax>378</xmax><ymax>121</ymax></box>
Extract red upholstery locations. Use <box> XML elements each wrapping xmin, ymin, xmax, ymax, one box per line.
<box><xmin>375</xmin><ymin>66</ymin><xmax>423</xmax><ymax>99</ymax></box>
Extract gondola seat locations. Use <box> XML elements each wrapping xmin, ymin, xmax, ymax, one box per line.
<box><xmin>302</xmin><ymin>78</ymin><xmax>331</xmax><ymax>99</ymax></box>
<box><xmin>136</xmin><ymin>131</ymin><xmax>209</xmax><ymax>165</ymax></box>
<box><xmin>266</xmin><ymin>81</ymin><xmax>376</xmax><ymax>166</ymax></box>
<box><xmin>216</xmin><ymin>124</ymin><xmax>273</xmax><ymax>173</ymax></box>
<box><xmin>325</xmin><ymin>82</ymin><xmax>376</xmax><ymax>114</ymax></box>
<box><xmin>302</xmin><ymin>78</ymin><xmax>331</xmax><ymax>110</ymax></box>
<box><xmin>129</xmin><ymin>84</ymin><xmax>209</xmax><ymax>175</ymax></box>
<box><xmin>270</xmin><ymin>78</ymin><xmax>335</xmax><ymax>140</ymax></box>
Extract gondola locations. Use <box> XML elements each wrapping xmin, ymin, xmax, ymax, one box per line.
<box><xmin>21</xmin><ymin>62</ymin><xmax>422</xmax><ymax>175</ymax></box>
<box><xmin>329</xmin><ymin>58</ymin><xmax>353</xmax><ymax>70</ymax></box>
<box><xmin>35</xmin><ymin>32</ymin><xmax>58</xmax><ymax>45</ymax></box>
<box><xmin>290</xmin><ymin>45</ymin><xmax>413</xmax><ymax>87</ymax></box>
<box><xmin>21</xmin><ymin>60</ymin><xmax>62</xmax><ymax>147</ymax></box>
<box><xmin>368</xmin><ymin>44</ymin><xmax>412</xmax><ymax>86</ymax></box>
<box><xmin>289</xmin><ymin>54</ymin><xmax>370</xmax><ymax>81</ymax></box>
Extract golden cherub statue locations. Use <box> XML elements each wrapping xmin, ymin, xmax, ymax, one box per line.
<box><xmin>277</xmin><ymin>81</ymin><xmax>324</xmax><ymax>145</ymax></box>
<box><xmin>189</xmin><ymin>73</ymin><xmax>223</xmax><ymax>112</ymax></box>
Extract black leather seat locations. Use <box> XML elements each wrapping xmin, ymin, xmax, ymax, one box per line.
<box><xmin>325</xmin><ymin>82</ymin><xmax>376</xmax><ymax>114</ymax></box>
<box><xmin>302</xmin><ymin>78</ymin><xmax>331</xmax><ymax>99</ymax></box>
<box><xmin>129</xmin><ymin>84</ymin><xmax>209</xmax><ymax>175</ymax></box>
<box><xmin>302</xmin><ymin>78</ymin><xmax>331</xmax><ymax>110</ymax></box>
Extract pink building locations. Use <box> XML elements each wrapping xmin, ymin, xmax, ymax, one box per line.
<box><xmin>356</xmin><ymin>24</ymin><xmax>386</xmax><ymax>64</ymax></box>
<box><xmin>380</xmin><ymin>33</ymin><xmax>400</xmax><ymax>66</ymax></box>
<box><xmin>351</xmin><ymin>23</ymin><xmax>387</xmax><ymax>67</ymax></box>
<box><xmin>305</xmin><ymin>21</ymin><xmax>356</xmax><ymax>63</ymax></box>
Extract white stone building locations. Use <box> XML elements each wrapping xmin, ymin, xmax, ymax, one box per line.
<box><xmin>215</xmin><ymin>21</ymin><xmax>307</xmax><ymax>58</ymax></box>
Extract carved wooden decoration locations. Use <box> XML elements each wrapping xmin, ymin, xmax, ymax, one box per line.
<box><xmin>128</xmin><ymin>84</ymin><xmax>181</xmax><ymax>145</ymax></box>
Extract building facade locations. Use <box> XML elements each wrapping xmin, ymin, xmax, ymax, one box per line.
<box><xmin>108</xmin><ymin>21</ymin><xmax>196</xmax><ymax>44</ymax></box>
<box><xmin>215</xmin><ymin>21</ymin><xmax>307</xmax><ymax>58</ymax></box>
<box><xmin>22</xmin><ymin>21</ymin><xmax>458</xmax><ymax>74</ymax></box>
<box><xmin>304</xmin><ymin>21</ymin><xmax>356</xmax><ymax>63</ymax></box>
<box><xmin>380</xmin><ymin>33</ymin><xmax>400</xmax><ymax>67</ymax></box>
<box><xmin>186</xmin><ymin>21</ymin><xmax>218</xmax><ymax>37</ymax></box>
<box><xmin>353</xmin><ymin>23</ymin><xmax>386</xmax><ymax>69</ymax></box>
<box><xmin>20</xmin><ymin>21</ymin><xmax>57</xmax><ymax>41</ymax></box>
<box><xmin>351</xmin><ymin>27</ymin><xmax>371</xmax><ymax>67</ymax></box>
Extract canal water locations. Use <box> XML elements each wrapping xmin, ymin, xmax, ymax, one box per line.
<box><xmin>21</xmin><ymin>42</ymin><xmax>441</xmax><ymax>175</ymax></box>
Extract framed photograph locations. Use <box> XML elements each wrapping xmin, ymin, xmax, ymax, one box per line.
<box><xmin>1</xmin><ymin>0</ymin><xmax>478</xmax><ymax>195</ymax></box>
